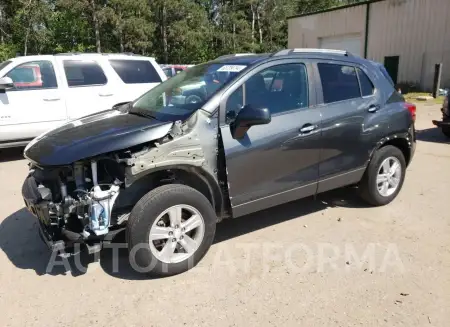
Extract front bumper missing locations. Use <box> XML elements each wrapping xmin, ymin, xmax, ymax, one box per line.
<box><xmin>23</xmin><ymin>198</ymin><xmax>64</xmax><ymax>252</ymax></box>
<box><xmin>36</xmin><ymin>218</ymin><xmax>65</xmax><ymax>252</ymax></box>
<box><xmin>21</xmin><ymin>174</ymin><xmax>114</xmax><ymax>255</ymax></box>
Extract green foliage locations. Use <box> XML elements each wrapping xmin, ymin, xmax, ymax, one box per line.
<box><xmin>0</xmin><ymin>43</ymin><xmax>18</xmax><ymax>61</ymax></box>
<box><xmin>0</xmin><ymin>0</ymin><xmax>364</xmax><ymax>64</ymax></box>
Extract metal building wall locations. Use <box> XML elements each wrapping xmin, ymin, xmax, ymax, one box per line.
<box><xmin>288</xmin><ymin>0</ymin><xmax>450</xmax><ymax>90</ymax></box>
<box><xmin>368</xmin><ymin>0</ymin><xmax>450</xmax><ymax>90</ymax></box>
<box><xmin>287</xmin><ymin>5</ymin><xmax>367</xmax><ymax>54</ymax></box>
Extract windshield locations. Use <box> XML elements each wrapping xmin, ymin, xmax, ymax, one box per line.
<box><xmin>131</xmin><ymin>62</ymin><xmax>247</xmax><ymax>121</ymax></box>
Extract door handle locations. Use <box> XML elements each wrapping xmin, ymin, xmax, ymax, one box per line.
<box><xmin>99</xmin><ymin>92</ymin><xmax>113</xmax><ymax>97</ymax></box>
<box><xmin>43</xmin><ymin>97</ymin><xmax>60</xmax><ymax>101</ymax></box>
<box><xmin>300</xmin><ymin>124</ymin><xmax>318</xmax><ymax>133</ymax></box>
<box><xmin>368</xmin><ymin>104</ymin><xmax>380</xmax><ymax>113</ymax></box>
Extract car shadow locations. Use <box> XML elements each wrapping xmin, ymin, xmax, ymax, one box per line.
<box><xmin>0</xmin><ymin>187</ymin><xmax>369</xmax><ymax>280</ymax></box>
<box><xmin>0</xmin><ymin>147</ymin><xmax>26</xmax><ymax>163</ymax></box>
<box><xmin>0</xmin><ymin>208</ymin><xmax>94</xmax><ymax>277</ymax></box>
<box><xmin>415</xmin><ymin>127</ymin><xmax>450</xmax><ymax>144</ymax></box>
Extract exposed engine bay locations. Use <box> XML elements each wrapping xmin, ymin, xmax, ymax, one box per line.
<box><xmin>23</xmin><ymin>158</ymin><xmax>125</xmax><ymax>249</ymax></box>
<box><xmin>21</xmin><ymin>111</ymin><xmax>225</xmax><ymax>253</ymax></box>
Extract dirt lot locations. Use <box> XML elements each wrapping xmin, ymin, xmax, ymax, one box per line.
<box><xmin>1</xmin><ymin>103</ymin><xmax>449</xmax><ymax>327</ymax></box>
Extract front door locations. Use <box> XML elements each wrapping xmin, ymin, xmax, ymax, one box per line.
<box><xmin>219</xmin><ymin>61</ymin><xmax>322</xmax><ymax>217</ymax></box>
<box><xmin>0</xmin><ymin>59</ymin><xmax>67</xmax><ymax>143</ymax></box>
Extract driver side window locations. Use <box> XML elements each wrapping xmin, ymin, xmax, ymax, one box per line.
<box><xmin>5</xmin><ymin>60</ymin><xmax>58</xmax><ymax>91</ymax></box>
<box><xmin>225</xmin><ymin>63</ymin><xmax>308</xmax><ymax>122</ymax></box>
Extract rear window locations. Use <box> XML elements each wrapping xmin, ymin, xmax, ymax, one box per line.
<box><xmin>357</xmin><ymin>68</ymin><xmax>374</xmax><ymax>96</ymax></box>
<box><xmin>63</xmin><ymin>60</ymin><xmax>107</xmax><ymax>87</ymax></box>
<box><xmin>377</xmin><ymin>63</ymin><xmax>395</xmax><ymax>86</ymax></box>
<box><xmin>318</xmin><ymin>63</ymin><xmax>360</xmax><ymax>103</ymax></box>
<box><xmin>109</xmin><ymin>60</ymin><xmax>162</xmax><ymax>84</ymax></box>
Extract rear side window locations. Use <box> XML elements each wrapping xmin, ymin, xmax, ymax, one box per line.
<box><xmin>63</xmin><ymin>60</ymin><xmax>107</xmax><ymax>87</ymax></box>
<box><xmin>357</xmin><ymin>68</ymin><xmax>374</xmax><ymax>96</ymax></box>
<box><xmin>109</xmin><ymin>60</ymin><xmax>162</xmax><ymax>84</ymax></box>
<box><xmin>318</xmin><ymin>63</ymin><xmax>360</xmax><ymax>103</ymax></box>
<box><xmin>377</xmin><ymin>63</ymin><xmax>395</xmax><ymax>86</ymax></box>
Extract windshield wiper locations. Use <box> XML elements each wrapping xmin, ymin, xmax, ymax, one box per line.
<box><xmin>129</xmin><ymin>110</ymin><xmax>158</xmax><ymax>120</ymax></box>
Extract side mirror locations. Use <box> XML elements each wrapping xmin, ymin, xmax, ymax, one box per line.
<box><xmin>0</xmin><ymin>77</ymin><xmax>14</xmax><ymax>90</ymax></box>
<box><xmin>231</xmin><ymin>104</ymin><xmax>271</xmax><ymax>139</ymax></box>
<box><xmin>112</xmin><ymin>101</ymin><xmax>131</xmax><ymax>110</ymax></box>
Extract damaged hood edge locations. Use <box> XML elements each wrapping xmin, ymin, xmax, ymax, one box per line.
<box><xmin>24</xmin><ymin>110</ymin><xmax>174</xmax><ymax>166</ymax></box>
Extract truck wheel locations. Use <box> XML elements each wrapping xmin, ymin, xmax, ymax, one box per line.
<box><xmin>126</xmin><ymin>184</ymin><xmax>216</xmax><ymax>277</ymax></box>
<box><xmin>359</xmin><ymin>145</ymin><xmax>406</xmax><ymax>206</ymax></box>
<box><xmin>441</xmin><ymin>126</ymin><xmax>450</xmax><ymax>138</ymax></box>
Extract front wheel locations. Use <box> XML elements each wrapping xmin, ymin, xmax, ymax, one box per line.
<box><xmin>126</xmin><ymin>184</ymin><xmax>217</xmax><ymax>277</ymax></box>
<box><xmin>441</xmin><ymin>126</ymin><xmax>450</xmax><ymax>138</ymax></box>
<box><xmin>359</xmin><ymin>145</ymin><xmax>406</xmax><ymax>206</ymax></box>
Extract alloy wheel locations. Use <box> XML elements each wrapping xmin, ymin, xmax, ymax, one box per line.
<box><xmin>148</xmin><ymin>204</ymin><xmax>205</xmax><ymax>264</ymax></box>
<box><xmin>376</xmin><ymin>156</ymin><xmax>402</xmax><ymax>197</ymax></box>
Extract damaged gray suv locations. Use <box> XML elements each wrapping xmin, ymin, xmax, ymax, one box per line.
<box><xmin>22</xmin><ymin>49</ymin><xmax>416</xmax><ymax>276</ymax></box>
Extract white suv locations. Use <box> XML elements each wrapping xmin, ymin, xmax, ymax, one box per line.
<box><xmin>0</xmin><ymin>53</ymin><xmax>166</xmax><ymax>148</ymax></box>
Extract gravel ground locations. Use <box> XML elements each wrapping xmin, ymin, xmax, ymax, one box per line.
<box><xmin>0</xmin><ymin>103</ymin><xmax>449</xmax><ymax>327</ymax></box>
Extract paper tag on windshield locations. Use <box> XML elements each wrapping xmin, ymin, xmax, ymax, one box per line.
<box><xmin>217</xmin><ymin>65</ymin><xmax>246</xmax><ymax>72</ymax></box>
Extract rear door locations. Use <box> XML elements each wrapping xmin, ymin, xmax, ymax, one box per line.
<box><xmin>0</xmin><ymin>59</ymin><xmax>67</xmax><ymax>143</ymax></box>
<box><xmin>58</xmin><ymin>58</ymin><xmax>117</xmax><ymax>120</ymax></box>
<box><xmin>219</xmin><ymin>60</ymin><xmax>322</xmax><ymax>217</ymax></box>
<box><xmin>315</xmin><ymin>61</ymin><xmax>379</xmax><ymax>192</ymax></box>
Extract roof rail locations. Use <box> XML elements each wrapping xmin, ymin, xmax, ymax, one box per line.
<box><xmin>272</xmin><ymin>48</ymin><xmax>352</xmax><ymax>57</ymax></box>
<box><xmin>54</xmin><ymin>52</ymin><xmax>144</xmax><ymax>56</ymax></box>
<box><xmin>215</xmin><ymin>53</ymin><xmax>255</xmax><ymax>60</ymax></box>
<box><xmin>54</xmin><ymin>52</ymin><xmax>84</xmax><ymax>56</ymax></box>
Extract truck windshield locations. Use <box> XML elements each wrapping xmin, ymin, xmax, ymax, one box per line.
<box><xmin>131</xmin><ymin>62</ymin><xmax>247</xmax><ymax>121</ymax></box>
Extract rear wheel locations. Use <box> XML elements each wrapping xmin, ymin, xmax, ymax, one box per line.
<box><xmin>359</xmin><ymin>145</ymin><xmax>406</xmax><ymax>206</ymax></box>
<box><xmin>126</xmin><ymin>184</ymin><xmax>217</xmax><ymax>277</ymax></box>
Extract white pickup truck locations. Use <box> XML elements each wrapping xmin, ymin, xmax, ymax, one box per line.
<box><xmin>0</xmin><ymin>53</ymin><xmax>166</xmax><ymax>148</ymax></box>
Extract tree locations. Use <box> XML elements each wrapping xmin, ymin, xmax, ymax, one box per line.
<box><xmin>56</xmin><ymin>0</ymin><xmax>106</xmax><ymax>53</ymax></box>
<box><xmin>0</xmin><ymin>0</ymin><xmax>355</xmax><ymax>63</ymax></box>
<box><xmin>103</xmin><ymin>0</ymin><xmax>154</xmax><ymax>54</ymax></box>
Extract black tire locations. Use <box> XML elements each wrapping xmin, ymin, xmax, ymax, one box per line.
<box><xmin>126</xmin><ymin>184</ymin><xmax>216</xmax><ymax>277</ymax></box>
<box><xmin>441</xmin><ymin>126</ymin><xmax>450</xmax><ymax>138</ymax></box>
<box><xmin>359</xmin><ymin>145</ymin><xmax>406</xmax><ymax>206</ymax></box>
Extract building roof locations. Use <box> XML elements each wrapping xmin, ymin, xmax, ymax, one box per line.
<box><xmin>287</xmin><ymin>0</ymin><xmax>385</xmax><ymax>20</ymax></box>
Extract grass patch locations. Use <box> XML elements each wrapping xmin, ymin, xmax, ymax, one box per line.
<box><xmin>404</xmin><ymin>92</ymin><xmax>445</xmax><ymax>105</ymax></box>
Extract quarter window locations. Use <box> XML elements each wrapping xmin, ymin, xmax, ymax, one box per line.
<box><xmin>109</xmin><ymin>59</ymin><xmax>162</xmax><ymax>84</ymax></box>
<box><xmin>63</xmin><ymin>60</ymin><xmax>107</xmax><ymax>87</ymax></box>
<box><xmin>357</xmin><ymin>68</ymin><xmax>374</xmax><ymax>96</ymax></box>
<box><xmin>318</xmin><ymin>63</ymin><xmax>360</xmax><ymax>103</ymax></box>
<box><xmin>226</xmin><ymin>63</ymin><xmax>308</xmax><ymax>120</ymax></box>
<box><xmin>5</xmin><ymin>61</ymin><xmax>57</xmax><ymax>90</ymax></box>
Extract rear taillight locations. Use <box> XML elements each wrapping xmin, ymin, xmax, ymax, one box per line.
<box><xmin>404</xmin><ymin>102</ymin><xmax>416</xmax><ymax>122</ymax></box>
